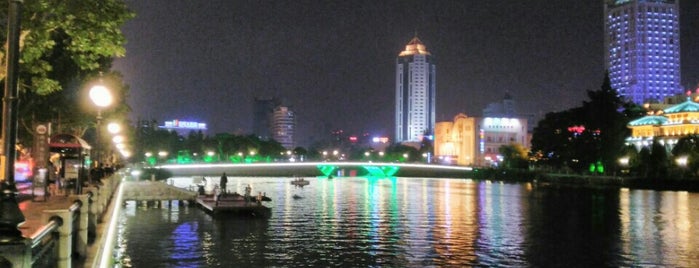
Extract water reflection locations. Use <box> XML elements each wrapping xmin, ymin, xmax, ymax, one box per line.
<box><xmin>116</xmin><ymin>177</ymin><xmax>699</xmax><ymax>267</ymax></box>
<box><xmin>619</xmin><ymin>189</ymin><xmax>699</xmax><ymax>267</ymax></box>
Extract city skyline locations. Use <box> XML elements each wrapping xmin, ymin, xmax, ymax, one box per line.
<box><xmin>112</xmin><ymin>0</ymin><xmax>699</xmax><ymax>147</ymax></box>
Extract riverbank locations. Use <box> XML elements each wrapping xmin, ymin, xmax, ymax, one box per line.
<box><xmin>472</xmin><ymin>168</ymin><xmax>699</xmax><ymax>192</ymax></box>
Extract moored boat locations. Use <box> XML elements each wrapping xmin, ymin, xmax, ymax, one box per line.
<box><xmin>291</xmin><ymin>177</ymin><xmax>310</xmax><ymax>186</ymax></box>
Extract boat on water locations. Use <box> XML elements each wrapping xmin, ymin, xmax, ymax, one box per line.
<box><xmin>196</xmin><ymin>190</ymin><xmax>272</xmax><ymax>218</ymax></box>
<box><xmin>292</xmin><ymin>194</ymin><xmax>303</xmax><ymax>200</ymax></box>
<box><xmin>291</xmin><ymin>177</ymin><xmax>310</xmax><ymax>186</ymax></box>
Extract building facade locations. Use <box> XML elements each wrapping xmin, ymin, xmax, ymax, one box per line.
<box><xmin>434</xmin><ymin>113</ymin><xmax>529</xmax><ymax>166</ymax></box>
<box><xmin>395</xmin><ymin>36</ymin><xmax>436</xmax><ymax>142</ymax></box>
<box><xmin>272</xmin><ymin>106</ymin><xmax>295</xmax><ymax>149</ymax></box>
<box><xmin>604</xmin><ymin>0</ymin><xmax>681</xmax><ymax>104</ymax></box>
<box><xmin>627</xmin><ymin>96</ymin><xmax>699</xmax><ymax>150</ymax></box>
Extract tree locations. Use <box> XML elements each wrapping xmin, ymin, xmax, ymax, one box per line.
<box><xmin>0</xmin><ymin>1</ymin><xmax>134</xmax><ymax>94</ymax></box>
<box><xmin>0</xmin><ymin>1</ymin><xmax>134</xmax><ymax>149</ymax></box>
<box><xmin>499</xmin><ymin>143</ymin><xmax>529</xmax><ymax>169</ymax></box>
<box><xmin>671</xmin><ymin>135</ymin><xmax>699</xmax><ymax>177</ymax></box>
<box><xmin>648</xmin><ymin>139</ymin><xmax>669</xmax><ymax>179</ymax></box>
<box><xmin>530</xmin><ymin>73</ymin><xmax>638</xmax><ymax>173</ymax></box>
<box><xmin>579</xmin><ymin>73</ymin><xmax>633</xmax><ymax>173</ymax></box>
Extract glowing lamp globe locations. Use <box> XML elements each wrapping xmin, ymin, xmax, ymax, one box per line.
<box><xmin>89</xmin><ymin>85</ymin><xmax>113</xmax><ymax>107</ymax></box>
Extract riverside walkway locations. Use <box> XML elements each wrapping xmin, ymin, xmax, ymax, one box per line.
<box><xmin>1</xmin><ymin>174</ymin><xmax>207</xmax><ymax>267</ymax></box>
<box><xmin>0</xmin><ymin>173</ymin><xmax>122</xmax><ymax>268</ymax></box>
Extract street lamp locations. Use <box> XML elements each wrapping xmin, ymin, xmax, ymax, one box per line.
<box><xmin>618</xmin><ymin>156</ymin><xmax>630</xmax><ymax>175</ymax></box>
<box><xmin>89</xmin><ymin>82</ymin><xmax>113</xmax><ymax>186</ymax></box>
<box><xmin>107</xmin><ymin>122</ymin><xmax>121</xmax><ymax>134</ymax></box>
<box><xmin>0</xmin><ymin>0</ymin><xmax>25</xmax><ymax>240</ymax></box>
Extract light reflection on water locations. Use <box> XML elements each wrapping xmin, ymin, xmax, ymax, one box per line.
<box><xmin>116</xmin><ymin>177</ymin><xmax>699</xmax><ymax>267</ymax></box>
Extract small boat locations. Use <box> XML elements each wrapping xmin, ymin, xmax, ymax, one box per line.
<box><xmin>290</xmin><ymin>177</ymin><xmax>310</xmax><ymax>186</ymax></box>
<box><xmin>292</xmin><ymin>194</ymin><xmax>303</xmax><ymax>200</ymax></box>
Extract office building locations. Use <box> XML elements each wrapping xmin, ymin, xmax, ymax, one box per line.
<box><xmin>395</xmin><ymin>35</ymin><xmax>436</xmax><ymax>142</ymax></box>
<box><xmin>604</xmin><ymin>0</ymin><xmax>681</xmax><ymax>104</ymax></box>
<box><xmin>272</xmin><ymin>106</ymin><xmax>295</xmax><ymax>149</ymax></box>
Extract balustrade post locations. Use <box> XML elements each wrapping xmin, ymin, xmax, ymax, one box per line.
<box><xmin>42</xmin><ymin>210</ymin><xmax>73</xmax><ymax>268</ymax></box>
<box><xmin>98</xmin><ymin>185</ymin><xmax>108</xmax><ymax>223</ymax></box>
<box><xmin>83</xmin><ymin>187</ymin><xmax>99</xmax><ymax>234</ymax></box>
<box><xmin>71</xmin><ymin>194</ymin><xmax>89</xmax><ymax>257</ymax></box>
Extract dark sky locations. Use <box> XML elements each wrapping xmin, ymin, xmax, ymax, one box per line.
<box><xmin>112</xmin><ymin>0</ymin><xmax>699</xmax><ymax>147</ymax></box>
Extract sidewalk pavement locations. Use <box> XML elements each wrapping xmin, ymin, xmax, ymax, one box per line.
<box><xmin>14</xmin><ymin>182</ymin><xmax>77</xmax><ymax>238</ymax></box>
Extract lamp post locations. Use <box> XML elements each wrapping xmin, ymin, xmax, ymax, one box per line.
<box><xmin>89</xmin><ymin>83</ymin><xmax>113</xmax><ymax>187</ymax></box>
<box><xmin>0</xmin><ymin>0</ymin><xmax>25</xmax><ymax>241</ymax></box>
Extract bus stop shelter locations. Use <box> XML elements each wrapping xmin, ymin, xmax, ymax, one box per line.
<box><xmin>49</xmin><ymin>133</ymin><xmax>91</xmax><ymax>194</ymax></box>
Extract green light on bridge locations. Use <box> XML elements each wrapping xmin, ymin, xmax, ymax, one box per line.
<box><xmin>362</xmin><ymin>166</ymin><xmax>400</xmax><ymax>177</ymax></box>
<box><xmin>316</xmin><ymin>164</ymin><xmax>400</xmax><ymax>177</ymax></box>
<box><xmin>317</xmin><ymin>165</ymin><xmax>338</xmax><ymax>177</ymax></box>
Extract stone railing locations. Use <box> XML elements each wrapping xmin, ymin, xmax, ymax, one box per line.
<box><xmin>0</xmin><ymin>173</ymin><xmax>121</xmax><ymax>268</ymax></box>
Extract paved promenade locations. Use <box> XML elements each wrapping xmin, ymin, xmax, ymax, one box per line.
<box><xmin>16</xmin><ymin>182</ymin><xmax>75</xmax><ymax>238</ymax></box>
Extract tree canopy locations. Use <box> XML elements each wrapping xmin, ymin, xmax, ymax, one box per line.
<box><xmin>531</xmin><ymin>73</ymin><xmax>641</xmax><ymax>173</ymax></box>
<box><xmin>0</xmin><ymin>0</ymin><xmax>134</xmax><ymax>95</ymax></box>
<box><xmin>0</xmin><ymin>1</ymin><xmax>134</xmax><ymax>145</ymax></box>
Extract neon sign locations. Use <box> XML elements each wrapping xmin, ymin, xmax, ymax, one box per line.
<box><xmin>160</xmin><ymin>119</ymin><xmax>207</xmax><ymax>130</ymax></box>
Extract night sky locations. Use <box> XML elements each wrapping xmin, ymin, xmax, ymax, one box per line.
<box><xmin>112</xmin><ymin>0</ymin><xmax>699</xmax><ymax>147</ymax></box>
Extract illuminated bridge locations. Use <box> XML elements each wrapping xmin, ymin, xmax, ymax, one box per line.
<box><xmin>153</xmin><ymin>162</ymin><xmax>474</xmax><ymax>178</ymax></box>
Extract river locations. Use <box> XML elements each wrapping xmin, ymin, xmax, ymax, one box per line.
<box><xmin>114</xmin><ymin>176</ymin><xmax>699</xmax><ymax>267</ymax></box>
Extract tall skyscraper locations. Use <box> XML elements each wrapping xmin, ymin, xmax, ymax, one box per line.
<box><xmin>272</xmin><ymin>106</ymin><xmax>295</xmax><ymax>149</ymax></box>
<box><xmin>395</xmin><ymin>36</ymin><xmax>436</xmax><ymax>142</ymax></box>
<box><xmin>604</xmin><ymin>0</ymin><xmax>681</xmax><ymax>104</ymax></box>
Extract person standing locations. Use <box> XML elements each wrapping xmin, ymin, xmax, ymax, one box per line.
<box><xmin>220</xmin><ymin>172</ymin><xmax>228</xmax><ymax>194</ymax></box>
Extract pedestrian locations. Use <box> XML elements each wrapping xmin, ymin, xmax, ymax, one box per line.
<box><xmin>244</xmin><ymin>184</ymin><xmax>251</xmax><ymax>202</ymax></box>
<box><xmin>220</xmin><ymin>172</ymin><xmax>228</xmax><ymax>194</ymax></box>
<box><xmin>198</xmin><ymin>177</ymin><xmax>207</xmax><ymax>196</ymax></box>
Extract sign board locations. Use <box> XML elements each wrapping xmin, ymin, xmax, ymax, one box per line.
<box><xmin>33</xmin><ymin>123</ymin><xmax>49</xmax><ymax>171</ymax></box>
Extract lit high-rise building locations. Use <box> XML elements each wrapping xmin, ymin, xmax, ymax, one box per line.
<box><xmin>604</xmin><ymin>0</ymin><xmax>681</xmax><ymax>104</ymax></box>
<box><xmin>395</xmin><ymin>35</ymin><xmax>436</xmax><ymax>142</ymax></box>
<box><xmin>272</xmin><ymin>106</ymin><xmax>295</xmax><ymax>149</ymax></box>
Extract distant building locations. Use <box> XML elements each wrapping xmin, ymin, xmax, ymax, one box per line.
<box><xmin>483</xmin><ymin>92</ymin><xmax>517</xmax><ymax>118</ymax></box>
<box><xmin>395</xmin><ymin>35</ymin><xmax>436</xmax><ymax>143</ymax></box>
<box><xmin>253</xmin><ymin>97</ymin><xmax>281</xmax><ymax>140</ymax></box>
<box><xmin>434</xmin><ymin>114</ymin><xmax>529</xmax><ymax>166</ymax></box>
<box><xmin>272</xmin><ymin>106</ymin><xmax>295</xmax><ymax>149</ymax></box>
<box><xmin>483</xmin><ymin>92</ymin><xmax>536</xmax><ymax>132</ymax></box>
<box><xmin>158</xmin><ymin>119</ymin><xmax>207</xmax><ymax>136</ymax></box>
<box><xmin>627</xmin><ymin>96</ymin><xmax>699</xmax><ymax>150</ymax></box>
<box><xmin>604</xmin><ymin>0</ymin><xmax>681</xmax><ymax>104</ymax></box>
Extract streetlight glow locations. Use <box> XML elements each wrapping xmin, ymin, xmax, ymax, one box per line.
<box><xmin>89</xmin><ymin>84</ymin><xmax>113</xmax><ymax>107</ymax></box>
<box><xmin>112</xmin><ymin>135</ymin><xmax>124</xmax><ymax>143</ymax></box>
<box><xmin>107</xmin><ymin>122</ymin><xmax>121</xmax><ymax>134</ymax></box>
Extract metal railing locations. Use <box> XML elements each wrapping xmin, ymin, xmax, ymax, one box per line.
<box><xmin>29</xmin><ymin>217</ymin><xmax>61</xmax><ymax>267</ymax></box>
